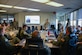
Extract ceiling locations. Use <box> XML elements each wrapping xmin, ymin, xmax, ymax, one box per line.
<box><xmin>0</xmin><ymin>0</ymin><xmax>82</xmax><ymax>14</ymax></box>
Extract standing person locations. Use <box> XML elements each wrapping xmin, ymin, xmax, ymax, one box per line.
<box><xmin>58</xmin><ymin>21</ymin><xmax>62</xmax><ymax>33</ymax></box>
<box><xmin>66</xmin><ymin>19</ymin><xmax>70</xmax><ymax>35</ymax></box>
<box><xmin>66</xmin><ymin>19</ymin><xmax>70</xmax><ymax>28</ymax></box>
<box><xmin>12</xmin><ymin>18</ymin><xmax>18</xmax><ymax>29</ymax></box>
<box><xmin>44</xmin><ymin>19</ymin><xmax>50</xmax><ymax>30</ymax></box>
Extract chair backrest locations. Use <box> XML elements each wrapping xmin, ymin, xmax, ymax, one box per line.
<box><xmin>26</xmin><ymin>38</ymin><xmax>44</xmax><ymax>48</ymax></box>
<box><xmin>25</xmin><ymin>38</ymin><xmax>45</xmax><ymax>55</ymax></box>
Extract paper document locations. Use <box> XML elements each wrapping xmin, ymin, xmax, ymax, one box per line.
<box><xmin>18</xmin><ymin>39</ymin><xmax>26</xmax><ymax>46</ymax></box>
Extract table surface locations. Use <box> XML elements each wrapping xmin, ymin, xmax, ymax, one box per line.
<box><xmin>40</xmin><ymin>30</ymin><xmax>59</xmax><ymax>48</ymax></box>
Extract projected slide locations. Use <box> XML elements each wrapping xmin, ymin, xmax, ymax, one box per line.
<box><xmin>25</xmin><ymin>15</ymin><xmax>40</xmax><ymax>24</ymax></box>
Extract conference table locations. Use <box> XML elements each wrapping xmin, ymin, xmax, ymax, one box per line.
<box><xmin>40</xmin><ymin>30</ymin><xmax>58</xmax><ymax>47</ymax></box>
<box><xmin>40</xmin><ymin>30</ymin><xmax>61</xmax><ymax>55</ymax></box>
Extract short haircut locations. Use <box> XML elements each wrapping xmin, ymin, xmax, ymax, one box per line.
<box><xmin>67</xmin><ymin>26</ymin><xmax>72</xmax><ymax>34</ymax></box>
<box><xmin>23</xmin><ymin>24</ymin><xmax>27</xmax><ymax>28</ymax></box>
<box><xmin>32</xmin><ymin>30</ymin><xmax>39</xmax><ymax>38</ymax></box>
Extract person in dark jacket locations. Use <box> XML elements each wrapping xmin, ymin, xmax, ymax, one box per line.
<box><xmin>0</xmin><ymin>27</ymin><xmax>21</xmax><ymax>55</ymax></box>
<box><xmin>64</xmin><ymin>26</ymin><xmax>78</xmax><ymax>55</ymax></box>
<box><xmin>31</xmin><ymin>30</ymin><xmax>51</xmax><ymax>55</ymax></box>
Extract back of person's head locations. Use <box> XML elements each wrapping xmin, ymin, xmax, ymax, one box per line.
<box><xmin>28</xmin><ymin>26</ymin><xmax>30</xmax><ymax>30</ymax></box>
<box><xmin>35</xmin><ymin>26</ymin><xmax>38</xmax><ymax>30</ymax></box>
<box><xmin>51</xmin><ymin>25</ymin><xmax>55</xmax><ymax>29</ymax></box>
<box><xmin>32</xmin><ymin>30</ymin><xmax>39</xmax><ymax>38</ymax></box>
<box><xmin>32</xmin><ymin>26</ymin><xmax>35</xmax><ymax>32</ymax></box>
<box><xmin>32</xmin><ymin>26</ymin><xmax>34</xmax><ymax>28</ymax></box>
<box><xmin>66</xmin><ymin>26</ymin><xmax>72</xmax><ymax>35</ymax></box>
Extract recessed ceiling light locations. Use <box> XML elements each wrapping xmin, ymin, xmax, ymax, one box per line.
<box><xmin>0</xmin><ymin>4</ymin><xmax>12</xmax><ymax>8</ymax></box>
<box><xmin>31</xmin><ymin>0</ymin><xmax>50</xmax><ymax>3</ymax></box>
<box><xmin>46</xmin><ymin>1</ymin><xmax>64</xmax><ymax>7</ymax></box>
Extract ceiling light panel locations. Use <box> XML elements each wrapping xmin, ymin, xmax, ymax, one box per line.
<box><xmin>0</xmin><ymin>4</ymin><xmax>40</xmax><ymax>12</ymax></box>
<box><xmin>46</xmin><ymin>1</ymin><xmax>64</xmax><ymax>7</ymax></box>
<box><xmin>13</xmin><ymin>6</ymin><xmax>40</xmax><ymax>11</ymax></box>
<box><xmin>13</xmin><ymin>6</ymin><xmax>28</xmax><ymax>10</ymax></box>
<box><xmin>0</xmin><ymin>10</ymin><xmax>7</xmax><ymax>12</ymax></box>
<box><xmin>0</xmin><ymin>4</ymin><xmax>12</xmax><ymax>8</ymax></box>
<box><xmin>27</xmin><ymin>8</ymin><xmax>40</xmax><ymax>11</ymax></box>
<box><xmin>31</xmin><ymin>0</ymin><xmax>50</xmax><ymax>3</ymax></box>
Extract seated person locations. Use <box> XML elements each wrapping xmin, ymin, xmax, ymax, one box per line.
<box><xmin>19</xmin><ymin>25</ymin><xmax>31</xmax><ymax>39</ymax></box>
<box><xmin>35</xmin><ymin>26</ymin><xmax>38</xmax><ymax>30</ymax></box>
<box><xmin>9</xmin><ymin>32</ymin><xmax>20</xmax><ymax>45</ymax></box>
<box><xmin>26</xmin><ymin>26</ymin><xmax>32</xmax><ymax>34</ymax></box>
<box><xmin>27</xmin><ymin>30</ymin><xmax>51</xmax><ymax>55</ymax></box>
<box><xmin>52</xmin><ymin>31</ymin><xmax>64</xmax><ymax>46</ymax></box>
<box><xmin>31</xmin><ymin>26</ymin><xmax>35</xmax><ymax>32</ymax></box>
<box><xmin>76</xmin><ymin>33</ymin><xmax>82</xmax><ymax>54</ymax></box>
<box><xmin>5</xmin><ymin>24</ymin><xmax>12</xmax><ymax>31</ymax></box>
<box><xmin>0</xmin><ymin>27</ymin><xmax>22</xmax><ymax>55</ymax></box>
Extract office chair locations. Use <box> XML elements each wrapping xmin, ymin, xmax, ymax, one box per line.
<box><xmin>24</xmin><ymin>38</ymin><xmax>46</xmax><ymax>55</ymax></box>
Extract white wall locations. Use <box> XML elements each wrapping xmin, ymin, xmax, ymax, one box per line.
<box><xmin>15</xmin><ymin>12</ymin><xmax>56</xmax><ymax>27</ymax></box>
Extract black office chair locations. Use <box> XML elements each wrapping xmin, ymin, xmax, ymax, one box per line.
<box><xmin>21</xmin><ymin>38</ymin><xmax>46</xmax><ymax>55</ymax></box>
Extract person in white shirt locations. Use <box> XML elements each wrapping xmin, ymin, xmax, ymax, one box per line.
<box><xmin>44</xmin><ymin>19</ymin><xmax>50</xmax><ymax>30</ymax></box>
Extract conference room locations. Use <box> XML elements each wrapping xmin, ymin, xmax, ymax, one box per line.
<box><xmin>0</xmin><ymin>0</ymin><xmax>82</xmax><ymax>55</ymax></box>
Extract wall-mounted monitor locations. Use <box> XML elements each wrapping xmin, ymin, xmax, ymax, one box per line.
<box><xmin>25</xmin><ymin>15</ymin><xmax>40</xmax><ymax>24</ymax></box>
